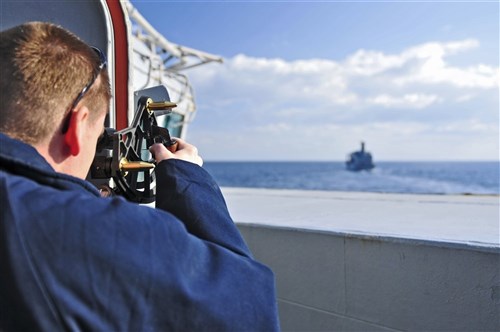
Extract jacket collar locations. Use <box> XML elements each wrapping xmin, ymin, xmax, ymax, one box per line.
<box><xmin>0</xmin><ymin>132</ymin><xmax>101</xmax><ymax>196</ymax></box>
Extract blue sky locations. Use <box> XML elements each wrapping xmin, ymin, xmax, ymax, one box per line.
<box><xmin>131</xmin><ymin>1</ymin><xmax>499</xmax><ymax>161</ymax></box>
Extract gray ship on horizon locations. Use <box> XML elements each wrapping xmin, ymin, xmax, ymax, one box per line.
<box><xmin>346</xmin><ymin>141</ymin><xmax>375</xmax><ymax>171</ymax></box>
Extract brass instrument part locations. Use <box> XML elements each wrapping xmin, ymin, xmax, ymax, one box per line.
<box><xmin>146</xmin><ymin>98</ymin><xmax>177</xmax><ymax>111</ymax></box>
<box><xmin>119</xmin><ymin>158</ymin><xmax>155</xmax><ymax>172</ymax></box>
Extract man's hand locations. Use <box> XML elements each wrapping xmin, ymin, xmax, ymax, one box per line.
<box><xmin>149</xmin><ymin>138</ymin><xmax>203</xmax><ymax>166</ymax></box>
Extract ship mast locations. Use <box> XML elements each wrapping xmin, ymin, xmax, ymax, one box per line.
<box><xmin>123</xmin><ymin>1</ymin><xmax>223</xmax><ymax>139</ymax></box>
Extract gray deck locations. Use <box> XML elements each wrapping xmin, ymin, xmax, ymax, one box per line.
<box><xmin>223</xmin><ymin>188</ymin><xmax>500</xmax><ymax>331</ymax></box>
<box><xmin>223</xmin><ymin>187</ymin><xmax>499</xmax><ymax>249</ymax></box>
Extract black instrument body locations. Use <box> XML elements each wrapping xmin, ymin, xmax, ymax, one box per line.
<box><xmin>89</xmin><ymin>86</ymin><xmax>177</xmax><ymax>203</ymax></box>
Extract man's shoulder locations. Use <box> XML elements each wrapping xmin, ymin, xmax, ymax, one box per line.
<box><xmin>0</xmin><ymin>167</ymin><xmax>161</xmax><ymax>224</ymax></box>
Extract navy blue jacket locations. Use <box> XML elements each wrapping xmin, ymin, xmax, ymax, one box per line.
<box><xmin>0</xmin><ymin>133</ymin><xmax>279</xmax><ymax>331</ymax></box>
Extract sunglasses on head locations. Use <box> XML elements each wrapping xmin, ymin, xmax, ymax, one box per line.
<box><xmin>61</xmin><ymin>46</ymin><xmax>107</xmax><ymax>134</ymax></box>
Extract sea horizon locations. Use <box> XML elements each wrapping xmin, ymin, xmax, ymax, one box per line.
<box><xmin>204</xmin><ymin>160</ymin><xmax>500</xmax><ymax>163</ymax></box>
<box><xmin>203</xmin><ymin>161</ymin><xmax>499</xmax><ymax>195</ymax></box>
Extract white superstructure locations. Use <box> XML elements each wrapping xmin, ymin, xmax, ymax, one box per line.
<box><xmin>124</xmin><ymin>1</ymin><xmax>223</xmax><ymax>139</ymax></box>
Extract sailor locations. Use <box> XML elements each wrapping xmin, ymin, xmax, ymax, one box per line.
<box><xmin>0</xmin><ymin>22</ymin><xmax>279</xmax><ymax>331</ymax></box>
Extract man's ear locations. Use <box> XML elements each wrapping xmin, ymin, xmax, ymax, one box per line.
<box><xmin>64</xmin><ymin>106</ymin><xmax>90</xmax><ymax>156</ymax></box>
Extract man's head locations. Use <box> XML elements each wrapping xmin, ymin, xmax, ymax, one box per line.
<box><xmin>0</xmin><ymin>22</ymin><xmax>111</xmax><ymax>178</ymax></box>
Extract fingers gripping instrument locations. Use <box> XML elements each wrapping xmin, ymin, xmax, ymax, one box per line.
<box><xmin>90</xmin><ymin>96</ymin><xmax>177</xmax><ymax>203</ymax></box>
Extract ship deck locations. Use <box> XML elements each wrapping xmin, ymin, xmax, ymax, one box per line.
<box><xmin>223</xmin><ymin>187</ymin><xmax>499</xmax><ymax>249</ymax></box>
<box><xmin>222</xmin><ymin>187</ymin><xmax>500</xmax><ymax>331</ymax></box>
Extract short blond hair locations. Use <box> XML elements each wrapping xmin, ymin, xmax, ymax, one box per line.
<box><xmin>0</xmin><ymin>22</ymin><xmax>111</xmax><ymax>144</ymax></box>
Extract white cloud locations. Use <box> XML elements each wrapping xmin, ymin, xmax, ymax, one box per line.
<box><xmin>255</xmin><ymin>122</ymin><xmax>293</xmax><ymax>133</ymax></box>
<box><xmin>455</xmin><ymin>94</ymin><xmax>476</xmax><ymax>102</ymax></box>
<box><xmin>367</xmin><ymin>94</ymin><xmax>441</xmax><ymax>109</ymax></box>
<box><xmin>187</xmin><ymin>39</ymin><xmax>499</xmax><ymax>160</ymax></box>
<box><xmin>191</xmin><ymin>39</ymin><xmax>498</xmax><ymax>110</ymax></box>
<box><xmin>190</xmin><ymin>119</ymin><xmax>498</xmax><ymax>161</ymax></box>
<box><xmin>345</xmin><ymin>49</ymin><xmax>405</xmax><ymax>76</ymax></box>
<box><xmin>393</xmin><ymin>40</ymin><xmax>498</xmax><ymax>88</ymax></box>
<box><xmin>435</xmin><ymin>119</ymin><xmax>499</xmax><ymax>134</ymax></box>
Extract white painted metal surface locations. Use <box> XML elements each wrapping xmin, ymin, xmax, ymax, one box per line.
<box><xmin>229</xmin><ymin>188</ymin><xmax>500</xmax><ymax>330</ymax></box>
<box><xmin>223</xmin><ymin>187</ymin><xmax>500</xmax><ymax>248</ymax></box>
<box><xmin>124</xmin><ymin>0</ymin><xmax>223</xmax><ymax>139</ymax></box>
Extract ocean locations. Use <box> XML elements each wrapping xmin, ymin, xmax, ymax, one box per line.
<box><xmin>203</xmin><ymin>161</ymin><xmax>500</xmax><ymax>195</ymax></box>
